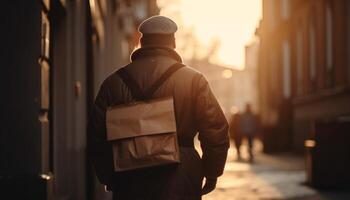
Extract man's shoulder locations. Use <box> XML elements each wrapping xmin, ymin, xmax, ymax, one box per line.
<box><xmin>98</xmin><ymin>63</ymin><xmax>132</xmax><ymax>90</ymax></box>
<box><xmin>109</xmin><ymin>62</ymin><xmax>134</xmax><ymax>79</ymax></box>
<box><xmin>181</xmin><ymin>64</ymin><xmax>203</xmax><ymax>75</ymax></box>
<box><xmin>176</xmin><ymin>64</ymin><xmax>206</xmax><ymax>81</ymax></box>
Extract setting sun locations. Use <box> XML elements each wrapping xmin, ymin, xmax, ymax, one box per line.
<box><xmin>157</xmin><ymin>0</ymin><xmax>262</xmax><ymax>69</ymax></box>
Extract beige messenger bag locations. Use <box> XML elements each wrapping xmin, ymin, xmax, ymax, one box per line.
<box><xmin>106</xmin><ymin>63</ymin><xmax>184</xmax><ymax>172</ymax></box>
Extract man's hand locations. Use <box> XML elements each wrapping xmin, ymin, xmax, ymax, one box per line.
<box><xmin>201</xmin><ymin>177</ymin><xmax>217</xmax><ymax>195</ymax></box>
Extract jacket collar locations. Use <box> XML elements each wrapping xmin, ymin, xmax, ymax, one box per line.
<box><xmin>130</xmin><ymin>47</ymin><xmax>183</xmax><ymax>63</ymax></box>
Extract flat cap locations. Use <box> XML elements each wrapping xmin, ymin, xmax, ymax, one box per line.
<box><xmin>138</xmin><ymin>16</ymin><xmax>178</xmax><ymax>35</ymax></box>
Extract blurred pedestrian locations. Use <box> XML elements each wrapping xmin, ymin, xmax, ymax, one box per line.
<box><xmin>240</xmin><ymin>103</ymin><xmax>258</xmax><ymax>162</ymax></box>
<box><xmin>87</xmin><ymin>16</ymin><xmax>229</xmax><ymax>200</ymax></box>
<box><xmin>229</xmin><ymin>110</ymin><xmax>243</xmax><ymax>160</ymax></box>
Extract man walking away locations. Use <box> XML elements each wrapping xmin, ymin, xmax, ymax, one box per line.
<box><xmin>240</xmin><ymin>103</ymin><xmax>258</xmax><ymax>162</ymax></box>
<box><xmin>229</xmin><ymin>110</ymin><xmax>243</xmax><ymax>161</ymax></box>
<box><xmin>87</xmin><ymin>16</ymin><xmax>229</xmax><ymax>200</ymax></box>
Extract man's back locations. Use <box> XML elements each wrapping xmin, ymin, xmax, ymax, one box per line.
<box><xmin>106</xmin><ymin>51</ymin><xmax>203</xmax><ymax>143</ymax></box>
<box><xmin>240</xmin><ymin>111</ymin><xmax>257</xmax><ymax>135</ymax></box>
<box><xmin>87</xmin><ymin>16</ymin><xmax>229</xmax><ymax>200</ymax></box>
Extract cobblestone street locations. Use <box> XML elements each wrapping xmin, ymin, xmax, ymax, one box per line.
<box><xmin>203</xmin><ymin>141</ymin><xmax>350</xmax><ymax>200</ymax></box>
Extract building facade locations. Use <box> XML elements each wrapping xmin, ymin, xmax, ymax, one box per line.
<box><xmin>243</xmin><ymin>40</ymin><xmax>260</xmax><ymax>114</ymax></box>
<box><xmin>257</xmin><ymin>0</ymin><xmax>350</xmax><ymax>152</ymax></box>
<box><xmin>189</xmin><ymin>57</ymin><xmax>259</xmax><ymax>122</ymax></box>
<box><xmin>1</xmin><ymin>0</ymin><xmax>158</xmax><ymax>199</ymax></box>
<box><xmin>189</xmin><ymin>59</ymin><xmax>237</xmax><ymax>117</ymax></box>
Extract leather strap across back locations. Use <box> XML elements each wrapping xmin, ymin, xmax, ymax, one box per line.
<box><xmin>118</xmin><ymin>62</ymin><xmax>185</xmax><ymax>100</ymax></box>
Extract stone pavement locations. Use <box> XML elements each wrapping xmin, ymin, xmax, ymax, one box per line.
<box><xmin>202</xmin><ymin>140</ymin><xmax>350</xmax><ymax>200</ymax></box>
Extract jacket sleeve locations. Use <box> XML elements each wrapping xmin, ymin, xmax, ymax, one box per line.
<box><xmin>193</xmin><ymin>75</ymin><xmax>230</xmax><ymax>178</ymax></box>
<box><xmin>87</xmin><ymin>81</ymin><xmax>115</xmax><ymax>186</ymax></box>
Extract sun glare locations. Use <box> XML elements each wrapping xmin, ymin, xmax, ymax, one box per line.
<box><xmin>158</xmin><ymin>0</ymin><xmax>262</xmax><ymax>69</ymax></box>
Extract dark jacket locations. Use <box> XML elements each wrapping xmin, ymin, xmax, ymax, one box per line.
<box><xmin>87</xmin><ymin>47</ymin><xmax>229</xmax><ymax>200</ymax></box>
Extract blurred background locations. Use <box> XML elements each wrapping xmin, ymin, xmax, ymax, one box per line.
<box><xmin>1</xmin><ymin>0</ymin><xmax>350</xmax><ymax>199</ymax></box>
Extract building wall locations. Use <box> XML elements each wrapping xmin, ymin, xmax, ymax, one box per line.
<box><xmin>51</xmin><ymin>1</ymin><xmax>88</xmax><ymax>199</ymax></box>
<box><xmin>257</xmin><ymin>0</ymin><xmax>350</xmax><ymax>152</ymax></box>
<box><xmin>1</xmin><ymin>0</ymin><xmax>158</xmax><ymax>199</ymax></box>
<box><xmin>0</xmin><ymin>1</ymin><xmax>53</xmax><ymax>199</ymax></box>
<box><xmin>1</xmin><ymin>0</ymin><xmax>42</xmax><ymax>175</ymax></box>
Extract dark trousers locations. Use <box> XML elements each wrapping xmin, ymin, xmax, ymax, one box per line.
<box><xmin>246</xmin><ymin>135</ymin><xmax>254</xmax><ymax>159</ymax></box>
<box><xmin>233</xmin><ymin>136</ymin><xmax>242</xmax><ymax>157</ymax></box>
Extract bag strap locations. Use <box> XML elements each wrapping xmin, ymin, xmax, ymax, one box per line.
<box><xmin>118</xmin><ymin>67</ymin><xmax>144</xmax><ymax>100</ymax></box>
<box><xmin>118</xmin><ymin>62</ymin><xmax>185</xmax><ymax>100</ymax></box>
<box><xmin>144</xmin><ymin>63</ymin><xmax>184</xmax><ymax>98</ymax></box>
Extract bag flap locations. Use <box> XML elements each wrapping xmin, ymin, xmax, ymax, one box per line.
<box><xmin>106</xmin><ymin>97</ymin><xmax>177</xmax><ymax>141</ymax></box>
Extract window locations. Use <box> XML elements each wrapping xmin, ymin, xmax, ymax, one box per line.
<box><xmin>296</xmin><ymin>29</ymin><xmax>303</xmax><ymax>95</ymax></box>
<box><xmin>325</xmin><ymin>3</ymin><xmax>334</xmax><ymax>86</ymax></box>
<box><xmin>133</xmin><ymin>0</ymin><xmax>147</xmax><ymax>21</ymax></box>
<box><xmin>309</xmin><ymin>21</ymin><xmax>316</xmax><ymax>87</ymax></box>
<box><xmin>282</xmin><ymin>40</ymin><xmax>291</xmax><ymax>98</ymax></box>
<box><xmin>40</xmin><ymin>8</ymin><xmax>50</xmax><ymax>110</ymax></box>
<box><xmin>89</xmin><ymin>0</ymin><xmax>105</xmax><ymax>45</ymax></box>
<box><xmin>41</xmin><ymin>11</ymin><xmax>50</xmax><ymax>58</ymax></box>
<box><xmin>269</xmin><ymin>50</ymin><xmax>278</xmax><ymax>105</ymax></box>
<box><xmin>326</xmin><ymin>4</ymin><xmax>333</xmax><ymax>71</ymax></box>
<box><xmin>268</xmin><ymin>0</ymin><xmax>276</xmax><ymax>29</ymax></box>
<box><xmin>281</xmin><ymin>0</ymin><xmax>290</xmax><ymax>20</ymax></box>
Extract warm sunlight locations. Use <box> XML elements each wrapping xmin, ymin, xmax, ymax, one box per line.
<box><xmin>157</xmin><ymin>0</ymin><xmax>262</xmax><ymax>69</ymax></box>
<box><xmin>7</xmin><ymin>1</ymin><xmax>350</xmax><ymax>199</ymax></box>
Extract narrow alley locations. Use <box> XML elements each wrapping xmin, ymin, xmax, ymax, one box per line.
<box><xmin>2</xmin><ymin>0</ymin><xmax>350</xmax><ymax>199</ymax></box>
